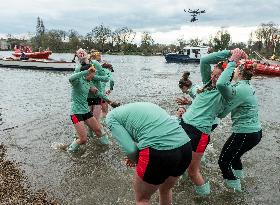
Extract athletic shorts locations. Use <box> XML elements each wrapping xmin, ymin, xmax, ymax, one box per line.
<box><xmin>136</xmin><ymin>142</ymin><xmax>192</xmax><ymax>185</ymax></box>
<box><xmin>211</xmin><ymin>124</ymin><xmax>218</xmax><ymax>131</ymax></box>
<box><xmin>70</xmin><ymin>112</ymin><xmax>93</xmax><ymax>124</ymax></box>
<box><xmin>180</xmin><ymin>122</ymin><xmax>210</xmax><ymax>153</ymax></box>
<box><xmin>87</xmin><ymin>97</ymin><xmax>102</xmax><ymax>106</ymax></box>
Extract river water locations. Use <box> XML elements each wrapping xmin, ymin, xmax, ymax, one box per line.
<box><xmin>0</xmin><ymin>52</ymin><xmax>279</xmax><ymax>204</ymax></box>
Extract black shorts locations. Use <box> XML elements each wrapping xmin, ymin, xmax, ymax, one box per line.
<box><xmin>136</xmin><ymin>142</ymin><xmax>192</xmax><ymax>185</ymax></box>
<box><xmin>211</xmin><ymin>124</ymin><xmax>218</xmax><ymax>131</ymax></box>
<box><xmin>87</xmin><ymin>97</ymin><xmax>102</xmax><ymax>106</ymax></box>
<box><xmin>71</xmin><ymin>112</ymin><xmax>93</xmax><ymax>124</ymax></box>
<box><xmin>181</xmin><ymin>122</ymin><xmax>210</xmax><ymax>153</ymax></box>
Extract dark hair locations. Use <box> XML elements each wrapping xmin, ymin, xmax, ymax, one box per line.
<box><xmin>102</xmin><ymin>63</ymin><xmax>114</xmax><ymax>72</ymax></box>
<box><xmin>80</xmin><ymin>64</ymin><xmax>91</xmax><ymax>71</ymax></box>
<box><xmin>179</xmin><ymin>71</ymin><xmax>192</xmax><ymax>88</ymax></box>
<box><xmin>177</xmin><ymin>106</ymin><xmax>186</xmax><ymax>112</ymax></box>
<box><xmin>240</xmin><ymin>63</ymin><xmax>256</xmax><ymax>80</ymax></box>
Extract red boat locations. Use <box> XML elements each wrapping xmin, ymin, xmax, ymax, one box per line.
<box><xmin>255</xmin><ymin>63</ymin><xmax>280</xmax><ymax>76</ymax></box>
<box><xmin>12</xmin><ymin>50</ymin><xmax>52</xmax><ymax>59</ymax></box>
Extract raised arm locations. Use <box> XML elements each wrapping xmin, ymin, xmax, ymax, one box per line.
<box><xmin>216</xmin><ymin>62</ymin><xmax>236</xmax><ymax>101</ymax></box>
<box><xmin>200</xmin><ymin>50</ymin><xmax>231</xmax><ymax>84</ymax></box>
<box><xmin>93</xmin><ymin>74</ymin><xmax>109</xmax><ymax>82</ymax></box>
<box><xmin>69</xmin><ymin>70</ymin><xmax>88</xmax><ymax>85</ymax></box>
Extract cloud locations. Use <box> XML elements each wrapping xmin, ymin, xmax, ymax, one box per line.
<box><xmin>0</xmin><ymin>0</ymin><xmax>279</xmax><ymax>43</ymax></box>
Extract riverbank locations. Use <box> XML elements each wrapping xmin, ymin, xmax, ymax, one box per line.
<box><xmin>0</xmin><ymin>144</ymin><xmax>60</xmax><ymax>204</ymax></box>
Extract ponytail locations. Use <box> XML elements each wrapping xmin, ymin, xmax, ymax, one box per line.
<box><xmin>179</xmin><ymin>71</ymin><xmax>192</xmax><ymax>88</ymax></box>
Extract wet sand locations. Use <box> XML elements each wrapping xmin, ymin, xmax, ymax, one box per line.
<box><xmin>0</xmin><ymin>144</ymin><xmax>60</xmax><ymax>204</ymax></box>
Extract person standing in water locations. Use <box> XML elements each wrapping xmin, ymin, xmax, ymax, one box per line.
<box><xmin>99</xmin><ymin>62</ymin><xmax>115</xmax><ymax>125</ymax></box>
<box><xmin>216</xmin><ymin>59</ymin><xmax>262</xmax><ymax>192</ymax></box>
<box><xmin>105</xmin><ymin>102</ymin><xmax>192</xmax><ymax>205</ymax></box>
<box><xmin>177</xmin><ymin>71</ymin><xmax>220</xmax><ymax>130</ymax></box>
<box><xmin>67</xmin><ymin>48</ymin><xmax>110</xmax><ymax>152</ymax></box>
<box><xmin>67</xmin><ymin>63</ymin><xmax>103</xmax><ymax>153</ymax></box>
<box><xmin>179</xmin><ymin>48</ymin><xmax>247</xmax><ymax>196</ymax></box>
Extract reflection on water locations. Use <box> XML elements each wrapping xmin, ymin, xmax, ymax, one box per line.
<box><xmin>0</xmin><ymin>53</ymin><xmax>279</xmax><ymax>204</ymax></box>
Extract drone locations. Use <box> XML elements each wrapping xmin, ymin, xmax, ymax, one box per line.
<box><xmin>184</xmin><ymin>9</ymin><xmax>206</xmax><ymax>22</ymax></box>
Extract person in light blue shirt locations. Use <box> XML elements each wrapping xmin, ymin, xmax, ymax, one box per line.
<box><xmin>178</xmin><ymin>49</ymin><xmax>247</xmax><ymax>196</ymax></box>
<box><xmin>216</xmin><ymin>57</ymin><xmax>262</xmax><ymax>192</ymax></box>
<box><xmin>106</xmin><ymin>102</ymin><xmax>192</xmax><ymax>205</ymax></box>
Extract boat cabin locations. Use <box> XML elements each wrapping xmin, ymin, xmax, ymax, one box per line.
<box><xmin>179</xmin><ymin>46</ymin><xmax>209</xmax><ymax>59</ymax></box>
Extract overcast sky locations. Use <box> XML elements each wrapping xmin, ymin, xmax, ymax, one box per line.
<box><xmin>0</xmin><ymin>0</ymin><xmax>279</xmax><ymax>44</ymax></box>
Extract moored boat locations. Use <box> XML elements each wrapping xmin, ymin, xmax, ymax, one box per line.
<box><xmin>12</xmin><ymin>50</ymin><xmax>52</xmax><ymax>59</ymax></box>
<box><xmin>255</xmin><ymin>63</ymin><xmax>280</xmax><ymax>76</ymax></box>
<box><xmin>165</xmin><ymin>46</ymin><xmax>209</xmax><ymax>63</ymax></box>
<box><xmin>0</xmin><ymin>57</ymin><xmax>75</xmax><ymax>71</ymax></box>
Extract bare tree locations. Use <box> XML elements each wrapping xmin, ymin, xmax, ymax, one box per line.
<box><xmin>93</xmin><ymin>25</ymin><xmax>112</xmax><ymax>52</ymax></box>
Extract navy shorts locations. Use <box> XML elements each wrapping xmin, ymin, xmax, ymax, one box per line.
<box><xmin>181</xmin><ymin>122</ymin><xmax>210</xmax><ymax>153</ymax></box>
<box><xmin>87</xmin><ymin>97</ymin><xmax>102</xmax><ymax>106</ymax></box>
<box><xmin>71</xmin><ymin>112</ymin><xmax>93</xmax><ymax>124</ymax></box>
<box><xmin>136</xmin><ymin>142</ymin><xmax>192</xmax><ymax>185</ymax></box>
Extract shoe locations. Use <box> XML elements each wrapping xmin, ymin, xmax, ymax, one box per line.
<box><xmin>225</xmin><ymin>179</ymin><xmax>242</xmax><ymax>192</ymax></box>
<box><xmin>201</xmin><ymin>154</ymin><xmax>206</xmax><ymax>163</ymax></box>
<box><xmin>67</xmin><ymin>141</ymin><xmax>80</xmax><ymax>153</ymax></box>
<box><xmin>233</xmin><ymin>169</ymin><xmax>244</xmax><ymax>179</ymax></box>
<box><xmin>195</xmin><ymin>180</ymin><xmax>210</xmax><ymax>196</ymax></box>
<box><xmin>180</xmin><ymin>171</ymin><xmax>188</xmax><ymax>181</ymax></box>
<box><xmin>99</xmin><ymin>134</ymin><xmax>110</xmax><ymax>145</ymax></box>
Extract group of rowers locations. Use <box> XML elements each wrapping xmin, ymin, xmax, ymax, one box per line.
<box><xmin>66</xmin><ymin>48</ymin><xmax>262</xmax><ymax>205</ymax></box>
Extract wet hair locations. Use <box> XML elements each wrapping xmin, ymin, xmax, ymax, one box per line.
<box><xmin>197</xmin><ymin>61</ymin><xmax>227</xmax><ymax>93</ymax></box>
<box><xmin>177</xmin><ymin>106</ymin><xmax>186</xmax><ymax>112</ymax></box>
<box><xmin>178</xmin><ymin>71</ymin><xmax>192</xmax><ymax>89</ymax></box>
<box><xmin>80</xmin><ymin>64</ymin><xmax>91</xmax><ymax>71</ymax></box>
<box><xmin>239</xmin><ymin>62</ymin><xmax>256</xmax><ymax>80</ymax></box>
<box><xmin>102</xmin><ymin>62</ymin><xmax>114</xmax><ymax>72</ymax></box>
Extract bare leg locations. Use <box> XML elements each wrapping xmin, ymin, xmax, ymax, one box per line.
<box><xmin>73</xmin><ymin>121</ymin><xmax>88</xmax><ymax>144</ymax></box>
<box><xmin>134</xmin><ymin>170</ymin><xmax>159</xmax><ymax>205</ymax></box>
<box><xmin>101</xmin><ymin>101</ymin><xmax>109</xmax><ymax>119</ymax></box>
<box><xmin>159</xmin><ymin>176</ymin><xmax>179</xmax><ymax>205</ymax></box>
<box><xmin>92</xmin><ymin>105</ymin><xmax>102</xmax><ymax>122</ymax></box>
<box><xmin>85</xmin><ymin>117</ymin><xmax>102</xmax><ymax>137</ymax></box>
<box><xmin>187</xmin><ymin>152</ymin><xmax>204</xmax><ymax>185</ymax></box>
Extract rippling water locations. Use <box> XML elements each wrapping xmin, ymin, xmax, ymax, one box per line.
<box><xmin>0</xmin><ymin>52</ymin><xmax>279</xmax><ymax>204</ymax></box>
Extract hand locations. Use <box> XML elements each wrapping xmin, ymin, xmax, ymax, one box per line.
<box><xmin>176</xmin><ymin>97</ymin><xmax>192</xmax><ymax>105</ymax></box>
<box><xmin>110</xmin><ymin>101</ymin><xmax>121</xmax><ymax>108</ymax></box>
<box><xmin>123</xmin><ymin>157</ymin><xmax>136</xmax><ymax>168</ymax></box>
<box><xmin>89</xmin><ymin>86</ymin><xmax>98</xmax><ymax>94</ymax></box>
<box><xmin>229</xmin><ymin>48</ymin><xmax>248</xmax><ymax>63</ymax></box>
<box><xmin>88</xmin><ymin>66</ymin><xmax>96</xmax><ymax>73</ymax></box>
<box><xmin>105</xmin><ymin>90</ymin><xmax>111</xmax><ymax>95</ymax></box>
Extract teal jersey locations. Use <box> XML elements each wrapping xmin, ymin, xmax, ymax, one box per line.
<box><xmin>216</xmin><ymin>62</ymin><xmax>261</xmax><ymax>133</ymax></box>
<box><xmin>103</xmin><ymin>68</ymin><xmax>115</xmax><ymax>91</ymax></box>
<box><xmin>182</xmin><ymin>50</ymin><xmax>231</xmax><ymax>134</ymax></box>
<box><xmin>186</xmin><ymin>83</ymin><xmax>220</xmax><ymax>126</ymax></box>
<box><xmin>88</xmin><ymin>60</ymin><xmax>110</xmax><ymax>101</ymax></box>
<box><xmin>69</xmin><ymin>68</ymin><xmax>91</xmax><ymax>114</ymax></box>
<box><xmin>106</xmin><ymin>102</ymin><xmax>190</xmax><ymax>155</ymax></box>
<box><xmin>188</xmin><ymin>83</ymin><xmax>201</xmax><ymax>99</ymax></box>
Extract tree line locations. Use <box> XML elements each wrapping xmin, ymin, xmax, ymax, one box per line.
<box><xmin>5</xmin><ymin>17</ymin><xmax>280</xmax><ymax>57</ymax></box>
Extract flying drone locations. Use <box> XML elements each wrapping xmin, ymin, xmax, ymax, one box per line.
<box><xmin>184</xmin><ymin>9</ymin><xmax>206</xmax><ymax>22</ymax></box>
